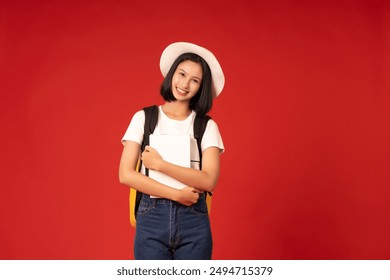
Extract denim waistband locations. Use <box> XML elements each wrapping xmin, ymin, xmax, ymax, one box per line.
<box><xmin>142</xmin><ymin>192</ymin><xmax>206</xmax><ymax>204</ymax></box>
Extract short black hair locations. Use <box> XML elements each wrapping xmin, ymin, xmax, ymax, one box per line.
<box><xmin>160</xmin><ymin>53</ymin><xmax>213</xmax><ymax>117</ymax></box>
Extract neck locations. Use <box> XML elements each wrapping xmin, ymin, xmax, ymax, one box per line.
<box><xmin>162</xmin><ymin>102</ymin><xmax>191</xmax><ymax>120</ymax></box>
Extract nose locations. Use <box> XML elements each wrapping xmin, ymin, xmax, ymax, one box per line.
<box><xmin>180</xmin><ymin>78</ymin><xmax>190</xmax><ymax>89</ymax></box>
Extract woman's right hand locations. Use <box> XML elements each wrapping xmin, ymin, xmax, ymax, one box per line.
<box><xmin>175</xmin><ymin>187</ymin><xmax>202</xmax><ymax>206</ymax></box>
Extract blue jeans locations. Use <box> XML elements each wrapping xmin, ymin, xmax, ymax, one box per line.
<box><xmin>134</xmin><ymin>193</ymin><xmax>212</xmax><ymax>260</ymax></box>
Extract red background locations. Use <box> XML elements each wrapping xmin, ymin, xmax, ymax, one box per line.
<box><xmin>1</xmin><ymin>0</ymin><xmax>389</xmax><ymax>259</ymax></box>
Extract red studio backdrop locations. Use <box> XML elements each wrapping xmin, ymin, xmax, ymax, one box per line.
<box><xmin>1</xmin><ymin>0</ymin><xmax>389</xmax><ymax>260</ymax></box>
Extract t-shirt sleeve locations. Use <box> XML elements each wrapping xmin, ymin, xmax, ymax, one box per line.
<box><xmin>121</xmin><ymin>110</ymin><xmax>145</xmax><ymax>145</ymax></box>
<box><xmin>201</xmin><ymin>119</ymin><xmax>225</xmax><ymax>154</ymax></box>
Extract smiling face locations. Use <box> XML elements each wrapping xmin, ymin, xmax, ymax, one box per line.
<box><xmin>171</xmin><ymin>60</ymin><xmax>203</xmax><ymax>102</ymax></box>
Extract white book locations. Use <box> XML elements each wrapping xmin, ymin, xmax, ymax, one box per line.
<box><xmin>149</xmin><ymin>134</ymin><xmax>191</xmax><ymax>197</ymax></box>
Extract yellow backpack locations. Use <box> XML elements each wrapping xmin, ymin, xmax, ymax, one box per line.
<box><xmin>129</xmin><ymin>105</ymin><xmax>212</xmax><ymax>228</ymax></box>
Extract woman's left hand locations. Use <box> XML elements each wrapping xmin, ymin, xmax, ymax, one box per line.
<box><xmin>141</xmin><ymin>145</ymin><xmax>163</xmax><ymax>171</ymax></box>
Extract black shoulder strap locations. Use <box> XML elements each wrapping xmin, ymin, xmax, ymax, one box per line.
<box><xmin>142</xmin><ymin>105</ymin><xmax>159</xmax><ymax>177</ymax></box>
<box><xmin>194</xmin><ymin>114</ymin><xmax>211</xmax><ymax>170</ymax></box>
<box><xmin>142</xmin><ymin>105</ymin><xmax>158</xmax><ymax>151</ymax></box>
<box><xmin>135</xmin><ymin>105</ymin><xmax>158</xmax><ymax>217</ymax></box>
<box><xmin>194</xmin><ymin>114</ymin><xmax>212</xmax><ymax>197</ymax></box>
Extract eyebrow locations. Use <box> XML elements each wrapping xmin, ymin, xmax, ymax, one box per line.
<box><xmin>178</xmin><ymin>68</ymin><xmax>202</xmax><ymax>81</ymax></box>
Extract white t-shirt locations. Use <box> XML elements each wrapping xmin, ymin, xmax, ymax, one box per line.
<box><xmin>121</xmin><ymin>106</ymin><xmax>224</xmax><ymax>170</ymax></box>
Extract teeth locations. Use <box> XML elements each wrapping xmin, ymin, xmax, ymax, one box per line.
<box><xmin>177</xmin><ymin>88</ymin><xmax>187</xmax><ymax>94</ymax></box>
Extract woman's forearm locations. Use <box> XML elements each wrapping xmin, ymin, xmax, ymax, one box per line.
<box><xmin>157</xmin><ymin>162</ymin><xmax>217</xmax><ymax>192</ymax></box>
<box><xmin>153</xmin><ymin>147</ymin><xmax>221</xmax><ymax>192</ymax></box>
<box><xmin>129</xmin><ymin>143</ymin><xmax>220</xmax><ymax>195</ymax></box>
<box><xmin>120</xmin><ymin>169</ymin><xmax>178</xmax><ymax>200</ymax></box>
<box><xmin>119</xmin><ymin>168</ymin><xmax>201</xmax><ymax>206</ymax></box>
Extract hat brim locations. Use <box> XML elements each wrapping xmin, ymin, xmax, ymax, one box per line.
<box><xmin>160</xmin><ymin>42</ymin><xmax>225</xmax><ymax>98</ymax></box>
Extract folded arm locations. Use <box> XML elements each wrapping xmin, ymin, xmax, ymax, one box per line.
<box><xmin>119</xmin><ymin>141</ymin><xmax>201</xmax><ymax>206</ymax></box>
<box><xmin>141</xmin><ymin>145</ymin><xmax>221</xmax><ymax>193</ymax></box>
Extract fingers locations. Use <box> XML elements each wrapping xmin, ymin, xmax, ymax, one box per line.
<box><xmin>141</xmin><ymin>146</ymin><xmax>152</xmax><ymax>160</ymax></box>
<box><xmin>188</xmin><ymin>186</ymin><xmax>203</xmax><ymax>194</ymax></box>
<box><xmin>191</xmin><ymin>189</ymin><xmax>200</xmax><ymax>203</ymax></box>
<box><xmin>142</xmin><ymin>146</ymin><xmax>157</xmax><ymax>160</ymax></box>
<box><xmin>187</xmin><ymin>196</ymin><xmax>199</xmax><ymax>206</ymax></box>
<box><xmin>144</xmin><ymin>145</ymin><xmax>155</xmax><ymax>152</ymax></box>
<box><xmin>178</xmin><ymin>187</ymin><xmax>201</xmax><ymax>206</ymax></box>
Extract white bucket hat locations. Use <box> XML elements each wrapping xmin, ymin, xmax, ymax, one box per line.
<box><xmin>160</xmin><ymin>42</ymin><xmax>225</xmax><ymax>98</ymax></box>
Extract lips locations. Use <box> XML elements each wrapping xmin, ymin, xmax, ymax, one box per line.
<box><xmin>176</xmin><ymin>87</ymin><xmax>188</xmax><ymax>96</ymax></box>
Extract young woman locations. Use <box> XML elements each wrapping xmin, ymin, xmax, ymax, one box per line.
<box><xmin>119</xmin><ymin>42</ymin><xmax>225</xmax><ymax>260</ymax></box>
